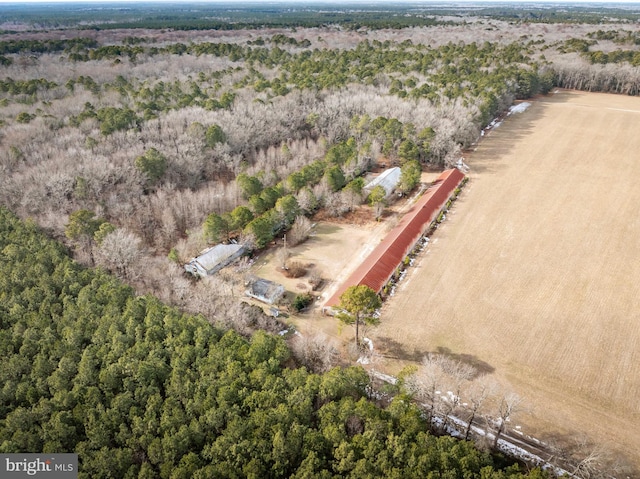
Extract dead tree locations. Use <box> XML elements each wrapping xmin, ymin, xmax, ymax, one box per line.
<box><xmin>492</xmin><ymin>393</ymin><xmax>523</xmax><ymax>449</ymax></box>
<box><xmin>438</xmin><ymin>360</ymin><xmax>475</xmax><ymax>434</ymax></box>
<box><xmin>463</xmin><ymin>379</ymin><xmax>497</xmax><ymax>441</ymax></box>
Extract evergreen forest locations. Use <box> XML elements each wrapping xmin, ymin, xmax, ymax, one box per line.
<box><xmin>0</xmin><ymin>207</ymin><xmax>550</xmax><ymax>477</ymax></box>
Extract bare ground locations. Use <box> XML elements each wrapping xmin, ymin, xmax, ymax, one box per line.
<box><xmin>249</xmin><ymin>172</ymin><xmax>443</xmax><ymax>338</ymax></box>
<box><xmin>369</xmin><ymin>90</ymin><xmax>640</xmax><ymax>470</ymax></box>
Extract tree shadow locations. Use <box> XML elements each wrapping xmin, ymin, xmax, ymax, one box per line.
<box><xmin>434</xmin><ymin>346</ymin><xmax>494</xmax><ymax>377</ymax></box>
<box><xmin>373</xmin><ymin>338</ymin><xmax>494</xmax><ymax>377</ymax></box>
<box><xmin>375</xmin><ymin>337</ymin><xmax>495</xmax><ymax>378</ymax></box>
<box><xmin>374</xmin><ymin>336</ymin><xmax>430</xmax><ymax>362</ymax></box>
<box><xmin>466</xmin><ymin>98</ymin><xmax>548</xmax><ymax>175</ymax></box>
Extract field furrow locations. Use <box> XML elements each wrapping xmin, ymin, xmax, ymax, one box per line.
<box><xmin>373</xmin><ymin>90</ymin><xmax>640</xmax><ymax>466</ymax></box>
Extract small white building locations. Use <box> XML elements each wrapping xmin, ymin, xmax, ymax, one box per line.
<box><xmin>185</xmin><ymin>244</ymin><xmax>245</xmax><ymax>277</ymax></box>
<box><xmin>364</xmin><ymin>167</ymin><xmax>402</xmax><ymax>197</ymax></box>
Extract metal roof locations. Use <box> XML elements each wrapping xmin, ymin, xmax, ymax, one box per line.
<box><xmin>191</xmin><ymin>244</ymin><xmax>244</xmax><ymax>272</ymax></box>
<box><xmin>364</xmin><ymin>167</ymin><xmax>402</xmax><ymax>196</ymax></box>
<box><xmin>325</xmin><ymin>168</ymin><xmax>465</xmax><ymax>308</ymax></box>
<box><xmin>245</xmin><ymin>278</ymin><xmax>285</xmax><ymax>304</ymax></box>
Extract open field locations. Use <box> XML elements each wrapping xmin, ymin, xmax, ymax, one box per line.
<box><xmin>247</xmin><ymin>211</ymin><xmax>389</xmax><ymax>307</ymax></box>
<box><xmin>370</xmin><ymin>90</ymin><xmax>640</xmax><ymax>468</ymax></box>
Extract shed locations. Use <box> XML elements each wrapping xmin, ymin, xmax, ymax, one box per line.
<box><xmin>325</xmin><ymin>168</ymin><xmax>465</xmax><ymax>310</ymax></box>
<box><xmin>364</xmin><ymin>167</ymin><xmax>402</xmax><ymax>197</ymax></box>
<box><xmin>245</xmin><ymin>278</ymin><xmax>285</xmax><ymax>305</ymax></box>
<box><xmin>185</xmin><ymin>244</ymin><xmax>245</xmax><ymax>277</ymax></box>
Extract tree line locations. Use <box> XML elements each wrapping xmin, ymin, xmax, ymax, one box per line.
<box><xmin>2</xmin><ymin>3</ymin><xmax>639</xmax><ymax>31</ymax></box>
<box><xmin>40</xmin><ymin>37</ymin><xmax>552</xmax><ymax>115</ymax></box>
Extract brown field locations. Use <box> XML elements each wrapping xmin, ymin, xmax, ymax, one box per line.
<box><xmin>250</xmin><ymin>220</ymin><xmax>383</xmax><ymax>303</ymax></box>
<box><xmin>370</xmin><ymin>90</ymin><xmax>640</xmax><ymax>468</ymax></box>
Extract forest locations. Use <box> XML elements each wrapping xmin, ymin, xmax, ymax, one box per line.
<box><xmin>1</xmin><ymin>2</ymin><xmax>640</xmax><ymax>477</ymax></box>
<box><xmin>0</xmin><ymin>207</ymin><xmax>552</xmax><ymax>477</ymax></box>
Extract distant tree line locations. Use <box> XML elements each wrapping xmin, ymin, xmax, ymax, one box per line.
<box><xmin>0</xmin><ymin>38</ymin><xmax>97</xmax><ymax>55</ymax></box>
<box><xmin>2</xmin><ymin>3</ymin><xmax>637</xmax><ymax>30</ymax></box>
<box><xmin>51</xmin><ymin>38</ymin><xmax>552</xmax><ymax>117</ymax></box>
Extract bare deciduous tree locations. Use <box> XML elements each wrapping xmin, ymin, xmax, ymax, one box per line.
<box><xmin>288</xmin><ymin>215</ymin><xmax>313</xmax><ymax>247</ymax></box>
<box><xmin>492</xmin><ymin>392</ymin><xmax>523</xmax><ymax>449</ymax></box>
<box><xmin>572</xmin><ymin>442</ymin><xmax>608</xmax><ymax>479</ymax></box>
<box><xmin>341</xmin><ymin>189</ymin><xmax>363</xmax><ymax>211</ymax></box>
<box><xmin>174</xmin><ymin>228</ymin><xmax>208</xmax><ymax>265</ymax></box>
<box><xmin>415</xmin><ymin>354</ymin><xmax>446</xmax><ymax>425</ymax></box>
<box><xmin>276</xmin><ymin>245</ymin><xmax>290</xmax><ymax>270</ymax></box>
<box><xmin>95</xmin><ymin>228</ymin><xmax>144</xmax><ymax>280</ymax></box>
<box><xmin>463</xmin><ymin>379</ymin><xmax>496</xmax><ymax>440</ymax></box>
<box><xmin>438</xmin><ymin>359</ymin><xmax>476</xmax><ymax>434</ymax></box>
<box><xmin>289</xmin><ymin>333</ymin><xmax>339</xmax><ymax>373</ymax></box>
<box><xmin>308</xmin><ymin>270</ymin><xmax>323</xmax><ymax>291</ymax></box>
<box><xmin>561</xmin><ymin>435</ymin><xmax>635</xmax><ymax>479</ymax></box>
<box><xmin>325</xmin><ymin>191</ymin><xmax>351</xmax><ymax>217</ymax></box>
<box><xmin>296</xmin><ymin>187</ymin><xmax>318</xmax><ymax>215</ymax></box>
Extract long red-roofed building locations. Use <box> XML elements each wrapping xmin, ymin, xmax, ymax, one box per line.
<box><xmin>324</xmin><ymin>168</ymin><xmax>465</xmax><ymax>310</ymax></box>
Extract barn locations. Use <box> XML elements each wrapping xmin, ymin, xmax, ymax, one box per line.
<box><xmin>185</xmin><ymin>244</ymin><xmax>246</xmax><ymax>277</ymax></box>
<box><xmin>324</xmin><ymin>168</ymin><xmax>465</xmax><ymax>310</ymax></box>
<box><xmin>364</xmin><ymin>167</ymin><xmax>402</xmax><ymax>197</ymax></box>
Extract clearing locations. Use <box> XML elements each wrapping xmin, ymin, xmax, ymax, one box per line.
<box><xmin>370</xmin><ymin>90</ymin><xmax>640</xmax><ymax>469</ymax></box>
<box><xmin>248</xmin><ymin>171</ymin><xmax>441</xmax><ymax>337</ymax></box>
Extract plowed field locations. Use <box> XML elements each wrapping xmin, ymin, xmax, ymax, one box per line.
<box><xmin>371</xmin><ymin>90</ymin><xmax>640</xmax><ymax>468</ymax></box>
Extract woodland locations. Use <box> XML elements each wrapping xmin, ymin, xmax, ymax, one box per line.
<box><xmin>2</xmin><ymin>2</ymin><xmax>640</xmax><ymax>477</ymax></box>
<box><xmin>0</xmin><ymin>207</ymin><xmax>554</xmax><ymax>478</ymax></box>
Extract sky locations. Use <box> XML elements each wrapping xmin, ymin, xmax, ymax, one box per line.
<box><xmin>1</xmin><ymin>0</ymin><xmax>640</xmax><ymax>3</ymax></box>
<box><xmin>1</xmin><ymin>0</ymin><xmax>640</xmax><ymax>4</ymax></box>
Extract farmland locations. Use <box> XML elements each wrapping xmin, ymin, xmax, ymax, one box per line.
<box><xmin>371</xmin><ymin>90</ymin><xmax>640</xmax><ymax>466</ymax></box>
<box><xmin>6</xmin><ymin>1</ymin><xmax>640</xmax><ymax>474</ymax></box>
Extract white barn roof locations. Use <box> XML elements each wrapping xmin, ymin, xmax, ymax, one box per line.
<box><xmin>364</xmin><ymin>167</ymin><xmax>401</xmax><ymax>196</ymax></box>
<box><xmin>185</xmin><ymin>244</ymin><xmax>244</xmax><ymax>277</ymax></box>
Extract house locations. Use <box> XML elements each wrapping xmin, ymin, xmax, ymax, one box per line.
<box><xmin>245</xmin><ymin>277</ymin><xmax>285</xmax><ymax>305</ymax></box>
<box><xmin>185</xmin><ymin>244</ymin><xmax>245</xmax><ymax>277</ymax></box>
<box><xmin>364</xmin><ymin>167</ymin><xmax>402</xmax><ymax>197</ymax></box>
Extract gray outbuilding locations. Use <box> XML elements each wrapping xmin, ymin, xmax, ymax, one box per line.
<box><xmin>245</xmin><ymin>277</ymin><xmax>285</xmax><ymax>305</ymax></box>
<box><xmin>185</xmin><ymin>244</ymin><xmax>246</xmax><ymax>277</ymax></box>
